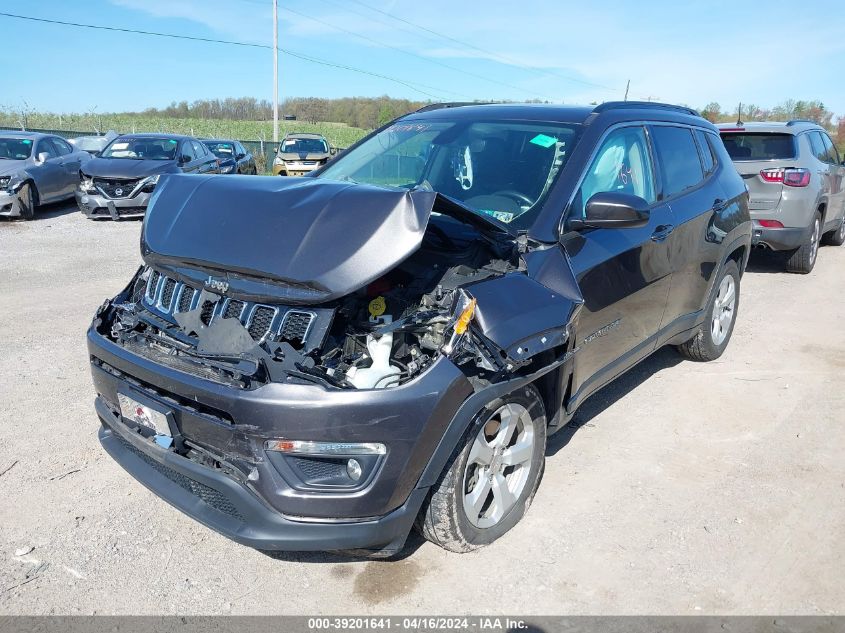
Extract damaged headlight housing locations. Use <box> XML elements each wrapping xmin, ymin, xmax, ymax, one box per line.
<box><xmin>78</xmin><ymin>175</ymin><xmax>96</xmax><ymax>194</ymax></box>
<box><xmin>138</xmin><ymin>174</ymin><xmax>160</xmax><ymax>193</ymax></box>
<box><xmin>0</xmin><ymin>176</ymin><xmax>10</xmax><ymax>191</ymax></box>
<box><xmin>264</xmin><ymin>440</ymin><xmax>386</xmax><ymax>489</ymax></box>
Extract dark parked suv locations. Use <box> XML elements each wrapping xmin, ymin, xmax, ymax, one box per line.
<box><xmin>87</xmin><ymin>102</ymin><xmax>750</xmax><ymax>555</ymax></box>
<box><xmin>77</xmin><ymin>133</ymin><xmax>220</xmax><ymax>219</ymax></box>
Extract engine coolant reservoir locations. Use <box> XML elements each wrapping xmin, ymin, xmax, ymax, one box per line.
<box><xmin>346</xmin><ymin>316</ymin><xmax>402</xmax><ymax>389</ymax></box>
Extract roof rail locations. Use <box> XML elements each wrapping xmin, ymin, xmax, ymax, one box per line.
<box><xmin>593</xmin><ymin>101</ymin><xmax>701</xmax><ymax>117</ymax></box>
<box><xmin>413</xmin><ymin>102</ymin><xmax>490</xmax><ymax>113</ymax></box>
<box><xmin>786</xmin><ymin>119</ymin><xmax>819</xmax><ymax>127</ymax></box>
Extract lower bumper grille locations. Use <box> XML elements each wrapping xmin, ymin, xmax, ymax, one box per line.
<box><xmin>115</xmin><ymin>433</ymin><xmax>244</xmax><ymax>522</ymax></box>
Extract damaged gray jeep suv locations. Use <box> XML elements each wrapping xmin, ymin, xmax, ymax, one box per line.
<box><xmin>88</xmin><ymin>102</ymin><xmax>750</xmax><ymax>554</ymax></box>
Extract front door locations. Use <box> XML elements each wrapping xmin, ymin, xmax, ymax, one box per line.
<box><xmin>561</xmin><ymin>125</ymin><xmax>673</xmax><ymax>403</ymax></box>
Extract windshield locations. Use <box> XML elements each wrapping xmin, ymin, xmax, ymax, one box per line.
<box><xmin>317</xmin><ymin>118</ymin><xmax>579</xmax><ymax>229</ymax></box>
<box><xmin>720</xmin><ymin>132</ymin><xmax>797</xmax><ymax>160</ymax></box>
<box><xmin>0</xmin><ymin>138</ymin><xmax>34</xmax><ymax>160</ymax></box>
<box><xmin>205</xmin><ymin>141</ymin><xmax>235</xmax><ymax>158</ymax></box>
<box><xmin>280</xmin><ymin>137</ymin><xmax>328</xmax><ymax>154</ymax></box>
<box><xmin>101</xmin><ymin>137</ymin><xmax>179</xmax><ymax>160</ymax></box>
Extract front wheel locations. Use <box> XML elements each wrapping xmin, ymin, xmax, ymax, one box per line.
<box><xmin>416</xmin><ymin>385</ymin><xmax>547</xmax><ymax>553</ymax></box>
<box><xmin>822</xmin><ymin>218</ymin><xmax>845</xmax><ymax>247</ymax></box>
<box><xmin>16</xmin><ymin>182</ymin><xmax>36</xmax><ymax>220</ymax></box>
<box><xmin>675</xmin><ymin>258</ymin><xmax>740</xmax><ymax>362</ymax></box>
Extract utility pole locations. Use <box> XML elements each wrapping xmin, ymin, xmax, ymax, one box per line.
<box><xmin>624</xmin><ymin>79</ymin><xmax>630</xmax><ymax>101</ymax></box>
<box><xmin>273</xmin><ymin>0</ymin><xmax>279</xmax><ymax>144</ymax></box>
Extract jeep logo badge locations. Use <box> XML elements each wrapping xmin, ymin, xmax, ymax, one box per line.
<box><xmin>205</xmin><ymin>277</ymin><xmax>229</xmax><ymax>294</ymax></box>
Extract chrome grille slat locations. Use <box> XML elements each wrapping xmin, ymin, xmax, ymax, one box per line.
<box><xmin>141</xmin><ymin>270</ymin><xmax>320</xmax><ymax>349</ymax></box>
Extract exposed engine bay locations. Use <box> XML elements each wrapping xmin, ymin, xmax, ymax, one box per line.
<box><xmin>95</xmin><ymin>213</ymin><xmax>524</xmax><ymax>391</ymax></box>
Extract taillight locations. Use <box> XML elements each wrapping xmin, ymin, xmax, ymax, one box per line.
<box><xmin>758</xmin><ymin>219</ymin><xmax>784</xmax><ymax>228</ymax></box>
<box><xmin>783</xmin><ymin>168</ymin><xmax>810</xmax><ymax>187</ymax></box>
<box><xmin>760</xmin><ymin>168</ymin><xmax>784</xmax><ymax>183</ymax></box>
<box><xmin>759</xmin><ymin>167</ymin><xmax>811</xmax><ymax>187</ymax></box>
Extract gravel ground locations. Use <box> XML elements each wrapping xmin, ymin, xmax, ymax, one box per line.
<box><xmin>1</xmin><ymin>202</ymin><xmax>843</xmax><ymax>615</ymax></box>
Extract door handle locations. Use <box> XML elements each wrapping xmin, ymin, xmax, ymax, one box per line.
<box><xmin>651</xmin><ymin>224</ymin><xmax>675</xmax><ymax>242</ymax></box>
<box><xmin>712</xmin><ymin>198</ymin><xmax>728</xmax><ymax>212</ymax></box>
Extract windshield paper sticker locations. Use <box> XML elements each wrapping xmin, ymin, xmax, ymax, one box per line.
<box><xmin>529</xmin><ymin>134</ymin><xmax>558</xmax><ymax>148</ymax></box>
<box><xmin>480</xmin><ymin>209</ymin><xmax>515</xmax><ymax>223</ymax></box>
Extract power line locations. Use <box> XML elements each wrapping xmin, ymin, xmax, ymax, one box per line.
<box><xmin>0</xmin><ymin>11</ymin><xmax>448</xmax><ymax>100</ymax></box>
<box><xmin>345</xmin><ymin>0</ymin><xmax>622</xmax><ymax>93</ymax></box>
<box><xmin>275</xmin><ymin>4</ymin><xmax>553</xmax><ymax>100</ymax></box>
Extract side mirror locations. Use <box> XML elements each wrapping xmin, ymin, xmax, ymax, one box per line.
<box><xmin>37</xmin><ymin>152</ymin><xmax>50</xmax><ymax>163</ymax></box>
<box><xmin>330</xmin><ymin>147</ymin><xmax>338</xmax><ymax>156</ymax></box>
<box><xmin>236</xmin><ymin>153</ymin><xmax>246</xmax><ymax>160</ymax></box>
<box><xmin>570</xmin><ymin>192</ymin><xmax>650</xmax><ymax>230</ymax></box>
<box><xmin>179</xmin><ymin>155</ymin><xmax>191</xmax><ymax>164</ymax></box>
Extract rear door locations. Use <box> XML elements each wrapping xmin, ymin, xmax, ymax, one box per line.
<box><xmin>561</xmin><ymin>124</ymin><xmax>674</xmax><ymax>401</ymax></box>
<box><xmin>50</xmin><ymin>136</ymin><xmax>81</xmax><ymax>197</ymax></box>
<box><xmin>719</xmin><ymin>130</ymin><xmax>798</xmax><ymax>217</ymax></box>
<box><xmin>650</xmin><ymin>125</ymin><xmax>725</xmax><ymax>324</ymax></box>
<box><xmin>819</xmin><ymin>132</ymin><xmax>845</xmax><ymax>227</ymax></box>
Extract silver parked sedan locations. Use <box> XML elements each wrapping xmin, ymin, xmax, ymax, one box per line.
<box><xmin>0</xmin><ymin>131</ymin><xmax>90</xmax><ymax>219</ymax></box>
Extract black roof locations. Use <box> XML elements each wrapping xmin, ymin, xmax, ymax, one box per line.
<box><xmin>406</xmin><ymin>101</ymin><xmax>704</xmax><ymax>125</ymax></box>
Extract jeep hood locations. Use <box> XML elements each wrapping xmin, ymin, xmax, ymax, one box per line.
<box><xmin>83</xmin><ymin>157</ymin><xmax>179</xmax><ymax>179</ymax></box>
<box><xmin>141</xmin><ymin>175</ymin><xmax>510</xmax><ymax>305</ymax></box>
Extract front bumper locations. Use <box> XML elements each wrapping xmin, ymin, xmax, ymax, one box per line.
<box><xmin>96</xmin><ymin>399</ymin><xmax>428</xmax><ymax>552</ymax></box>
<box><xmin>76</xmin><ymin>190</ymin><xmax>151</xmax><ymax>219</ymax></box>
<box><xmin>272</xmin><ymin>163</ymin><xmax>320</xmax><ymax>177</ymax></box>
<box><xmin>87</xmin><ymin>324</ymin><xmax>473</xmax><ymax>548</ymax></box>
<box><xmin>751</xmin><ymin>222</ymin><xmax>811</xmax><ymax>251</ymax></box>
<box><xmin>0</xmin><ymin>190</ymin><xmax>23</xmax><ymax>217</ymax></box>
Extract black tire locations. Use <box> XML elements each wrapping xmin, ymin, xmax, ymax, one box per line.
<box><xmin>17</xmin><ymin>181</ymin><xmax>37</xmax><ymax>220</ymax></box>
<box><xmin>416</xmin><ymin>384</ymin><xmax>547</xmax><ymax>553</ymax></box>
<box><xmin>785</xmin><ymin>212</ymin><xmax>821</xmax><ymax>274</ymax></box>
<box><xmin>675</xmin><ymin>259</ymin><xmax>740</xmax><ymax>362</ymax></box>
<box><xmin>822</xmin><ymin>218</ymin><xmax>845</xmax><ymax>247</ymax></box>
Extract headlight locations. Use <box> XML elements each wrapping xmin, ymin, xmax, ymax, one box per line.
<box><xmin>79</xmin><ymin>176</ymin><xmax>95</xmax><ymax>193</ymax></box>
<box><xmin>0</xmin><ymin>176</ymin><xmax>10</xmax><ymax>190</ymax></box>
<box><xmin>138</xmin><ymin>174</ymin><xmax>160</xmax><ymax>193</ymax></box>
<box><xmin>273</xmin><ymin>156</ymin><xmax>283</xmax><ymax>165</ymax></box>
<box><xmin>221</xmin><ymin>164</ymin><xmax>235</xmax><ymax>173</ymax></box>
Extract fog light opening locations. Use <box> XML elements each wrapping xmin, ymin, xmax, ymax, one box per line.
<box><xmin>347</xmin><ymin>458</ymin><xmax>363</xmax><ymax>482</ymax></box>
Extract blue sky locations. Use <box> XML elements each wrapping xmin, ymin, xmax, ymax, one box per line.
<box><xmin>3</xmin><ymin>0</ymin><xmax>844</xmax><ymax>116</ymax></box>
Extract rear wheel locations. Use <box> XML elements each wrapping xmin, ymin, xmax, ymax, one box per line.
<box><xmin>675</xmin><ymin>259</ymin><xmax>740</xmax><ymax>362</ymax></box>
<box><xmin>785</xmin><ymin>212</ymin><xmax>821</xmax><ymax>273</ymax></box>
<box><xmin>822</xmin><ymin>217</ymin><xmax>845</xmax><ymax>247</ymax></box>
<box><xmin>16</xmin><ymin>182</ymin><xmax>36</xmax><ymax>220</ymax></box>
<box><xmin>417</xmin><ymin>385</ymin><xmax>547</xmax><ymax>552</ymax></box>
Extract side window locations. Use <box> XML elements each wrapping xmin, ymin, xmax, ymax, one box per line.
<box><xmin>35</xmin><ymin>139</ymin><xmax>58</xmax><ymax>160</ymax></box>
<box><xmin>694</xmin><ymin>130</ymin><xmax>715</xmax><ymax>175</ymax></box>
<box><xmin>821</xmin><ymin>133</ymin><xmax>840</xmax><ymax>165</ymax></box>
<box><xmin>181</xmin><ymin>141</ymin><xmax>196</xmax><ymax>162</ymax></box>
<box><xmin>191</xmin><ymin>141</ymin><xmax>207</xmax><ymax>158</ymax></box>
<box><xmin>52</xmin><ymin>137</ymin><xmax>73</xmax><ymax>156</ymax></box>
<box><xmin>237</xmin><ymin>142</ymin><xmax>247</xmax><ymax>156</ymax></box>
<box><xmin>808</xmin><ymin>132</ymin><xmax>829</xmax><ymax>162</ymax></box>
<box><xmin>707</xmin><ymin>132</ymin><xmax>734</xmax><ymax>172</ymax></box>
<box><xmin>650</xmin><ymin>126</ymin><xmax>704</xmax><ymax>198</ymax></box>
<box><xmin>572</xmin><ymin>126</ymin><xmax>656</xmax><ymax>218</ymax></box>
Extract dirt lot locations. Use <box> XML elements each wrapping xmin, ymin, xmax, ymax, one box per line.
<box><xmin>1</xmin><ymin>202</ymin><xmax>843</xmax><ymax>615</ymax></box>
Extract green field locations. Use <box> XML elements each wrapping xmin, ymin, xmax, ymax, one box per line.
<box><xmin>0</xmin><ymin>112</ymin><xmax>370</xmax><ymax>149</ymax></box>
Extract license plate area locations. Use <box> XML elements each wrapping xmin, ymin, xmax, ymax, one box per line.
<box><xmin>117</xmin><ymin>390</ymin><xmax>174</xmax><ymax>444</ymax></box>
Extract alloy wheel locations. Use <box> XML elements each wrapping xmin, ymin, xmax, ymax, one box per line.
<box><xmin>809</xmin><ymin>217</ymin><xmax>820</xmax><ymax>265</ymax></box>
<box><xmin>710</xmin><ymin>274</ymin><xmax>736</xmax><ymax>346</ymax></box>
<box><xmin>462</xmin><ymin>403</ymin><xmax>535</xmax><ymax>529</ymax></box>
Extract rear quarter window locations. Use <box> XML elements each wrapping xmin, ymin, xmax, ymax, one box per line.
<box><xmin>719</xmin><ymin>132</ymin><xmax>796</xmax><ymax>160</ymax></box>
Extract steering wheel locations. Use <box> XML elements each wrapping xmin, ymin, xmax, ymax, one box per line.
<box><xmin>495</xmin><ymin>189</ymin><xmax>534</xmax><ymax>207</ymax></box>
